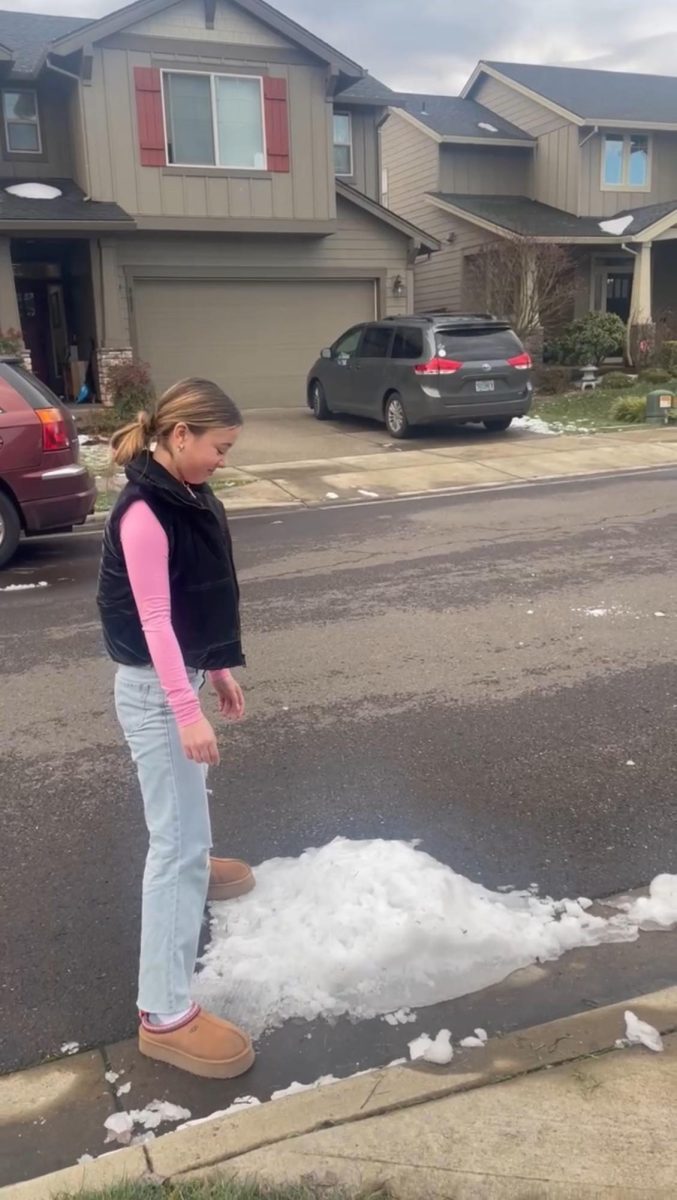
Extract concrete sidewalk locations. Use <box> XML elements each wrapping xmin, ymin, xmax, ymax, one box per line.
<box><xmin>217</xmin><ymin>413</ymin><xmax>677</xmax><ymax>511</ymax></box>
<box><xmin>83</xmin><ymin>411</ymin><xmax>677</xmax><ymax>517</ymax></box>
<box><xmin>5</xmin><ymin>987</ymin><xmax>677</xmax><ymax>1200</ymax></box>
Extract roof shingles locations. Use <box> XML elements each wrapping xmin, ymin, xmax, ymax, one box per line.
<box><xmin>485</xmin><ymin>61</ymin><xmax>677</xmax><ymax>125</ymax></box>
<box><xmin>392</xmin><ymin>94</ymin><xmax>533</xmax><ymax>141</ymax></box>
<box><xmin>0</xmin><ymin>10</ymin><xmax>87</xmax><ymax>76</ymax></box>
<box><xmin>430</xmin><ymin>193</ymin><xmax>677</xmax><ymax>239</ymax></box>
<box><xmin>0</xmin><ymin>177</ymin><xmax>132</xmax><ymax>225</ymax></box>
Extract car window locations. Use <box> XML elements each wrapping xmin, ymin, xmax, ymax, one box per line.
<box><xmin>332</xmin><ymin>326</ymin><xmax>364</xmax><ymax>359</ymax></box>
<box><xmin>358</xmin><ymin>325</ymin><xmax>393</xmax><ymax>359</ymax></box>
<box><xmin>435</xmin><ymin>327</ymin><xmax>522</xmax><ymax>360</ymax></box>
<box><xmin>392</xmin><ymin>327</ymin><xmax>424</xmax><ymax>360</ymax></box>
<box><xmin>0</xmin><ymin>362</ymin><xmax>61</xmax><ymax>410</ymax></box>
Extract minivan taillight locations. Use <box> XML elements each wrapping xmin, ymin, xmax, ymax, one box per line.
<box><xmin>414</xmin><ymin>357</ymin><xmax>462</xmax><ymax>375</ymax></box>
<box><xmin>36</xmin><ymin>407</ymin><xmax>70</xmax><ymax>452</ymax></box>
<box><xmin>507</xmin><ymin>352</ymin><xmax>532</xmax><ymax>370</ymax></box>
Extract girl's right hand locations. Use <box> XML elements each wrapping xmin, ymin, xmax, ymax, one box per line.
<box><xmin>180</xmin><ymin>716</ymin><xmax>220</xmax><ymax>765</ymax></box>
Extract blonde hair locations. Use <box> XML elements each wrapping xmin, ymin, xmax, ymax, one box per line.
<box><xmin>110</xmin><ymin>378</ymin><xmax>243</xmax><ymax>467</ymax></box>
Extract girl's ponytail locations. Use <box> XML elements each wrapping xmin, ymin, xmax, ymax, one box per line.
<box><xmin>110</xmin><ymin>410</ymin><xmax>155</xmax><ymax>466</ymax></box>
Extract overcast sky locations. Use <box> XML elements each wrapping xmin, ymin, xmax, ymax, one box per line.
<box><xmin>7</xmin><ymin>0</ymin><xmax>677</xmax><ymax>92</ymax></box>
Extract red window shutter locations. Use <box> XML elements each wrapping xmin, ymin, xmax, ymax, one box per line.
<box><xmin>134</xmin><ymin>66</ymin><xmax>166</xmax><ymax>167</ymax></box>
<box><xmin>263</xmin><ymin>76</ymin><xmax>290</xmax><ymax>173</ymax></box>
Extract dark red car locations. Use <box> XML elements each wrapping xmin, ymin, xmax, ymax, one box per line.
<box><xmin>0</xmin><ymin>357</ymin><xmax>96</xmax><ymax>568</ymax></box>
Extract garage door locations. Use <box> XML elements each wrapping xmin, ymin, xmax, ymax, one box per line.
<box><xmin>133</xmin><ymin>278</ymin><xmax>376</xmax><ymax>408</ymax></box>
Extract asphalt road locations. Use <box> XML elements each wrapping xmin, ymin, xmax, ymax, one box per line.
<box><xmin>3</xmin><ymin>469</ymin><xmax>677</xmax><ymax>1084</ymax></box>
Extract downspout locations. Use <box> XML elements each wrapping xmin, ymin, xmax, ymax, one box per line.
<box><xmin>45</xmin><ymin>54</ymin><xmax>92</xmax><ymax>199</ymax></box>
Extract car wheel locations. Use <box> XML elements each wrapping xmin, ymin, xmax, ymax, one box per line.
<box><xmin>484</xmin><ymin>417</ymin><xmax>513</xmax><ymax>433</ymax></box>
<box><xmin>0</xmin><ymin>491</ymin><xmax>21</xmax><ymax>569</ymax></box>
<box><xmin>310</xmin><ymin>380</ymin><xmax>330</xmax><ymax>421</ymax></box>
<box><xmin>384</xmin><ymin>392</ymin><xmax>411</xmax><ymax>440</ymax></box>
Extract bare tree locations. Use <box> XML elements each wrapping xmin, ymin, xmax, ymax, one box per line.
<box><xmin>464</xmin><ymin>238</ymin><xmax>576</xmax><ymax>339</ymax></box>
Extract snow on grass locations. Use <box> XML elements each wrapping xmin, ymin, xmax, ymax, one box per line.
<box><xmin>514</xmin><ymin>415</ymin><xmax>560</xmax><ymax>437</ymax></box>
<box><xmin>624</xmin><ymin>1011</ymin><xmax>664</xmax><ymax>1053</ymax></box>
<box><xmin>194</xmin><ymin>837</ymin><xmax>674</xmax><ymax>1039</ymax></box>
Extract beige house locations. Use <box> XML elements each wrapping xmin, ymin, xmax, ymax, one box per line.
<box><xmin>0</xmin><ymin>0</ymin><xmax>438</xmax><ymax>406</ymax></box>
<box><xmin>380</xmin><ymin>61</ymin><xmax>677</xmax><ymax>353</ymax></box>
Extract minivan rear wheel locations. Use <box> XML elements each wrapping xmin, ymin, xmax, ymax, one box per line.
<box><xmin>0</xmin><ymin>491</ymin><xmax>21</xmax><ymax>569</ymax></box>
<box><xmin>310</xmin><ymin>380</ymin><xmax>330</xmax><ymax>421</ymax></box>
<box><xmin>384</xmin><ymin>392</ymin><xmax>410</xmax><ymax>440</ymax></box>
<box><xmin>484</xmin><ymin>417</ymin><xmax>513</xmax><ymax>433</ymax></box>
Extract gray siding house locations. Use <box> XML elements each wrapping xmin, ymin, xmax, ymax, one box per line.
<box><xmin>0</xmin><ymin>0</ymin><xmax>438</xmax><ymax>406</ymax></box>
<box><xmin>380</xmin><ymin>60</ymin><xmax>677</xmax><ymax>355</ymax></box>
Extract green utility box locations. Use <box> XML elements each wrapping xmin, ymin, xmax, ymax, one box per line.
<box><xmin>646</xmin><ymin>389</ymin><xmax>674</xmax><ymax>425</ymax></box>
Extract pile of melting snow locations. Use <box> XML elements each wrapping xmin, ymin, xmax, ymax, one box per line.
<box><xmin>194</xmin><ymin>838</ymin><xmax>677</xmax><ymax>1038</ymax></box>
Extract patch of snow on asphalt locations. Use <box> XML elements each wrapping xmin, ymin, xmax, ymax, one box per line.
<box><xmin>194</xmin><ymin>838</ymin><xmax>674</xmax><ymax>1038</ymax></box>
<box><xmin>60</xmin><ymin>1042</ymin><xmax>79</xmax><ymax>1055</ymax></box>
<box><xmin>514</xmin><ymin>415</ymin><xmax>559</xmax><ymax>437</ymax></box>
<box><xmin>104</xmin><ymin>1100</ymin><xmax>191</xmax><ymax>1145</ymax></box>
<box><xmin>409</xmin><ymin>1030</ymin><xmax>453</xmax><ymax>1065</ymax></box>
<box><xmin>1</xmin><ymin>581</ymin><xmax>48</xmax><ymax>592</ymax></box>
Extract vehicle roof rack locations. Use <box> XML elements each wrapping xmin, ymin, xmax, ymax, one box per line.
<box><xmin>382</xmin><ymin>312</ymin><xmax>505</xmax><ymax>324</ymax></box>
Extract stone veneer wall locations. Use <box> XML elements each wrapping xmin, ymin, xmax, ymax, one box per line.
<box><xmin>96</xmin><ymin>346</ymin><xmax>134</xmax><ymax>406</ymax></box>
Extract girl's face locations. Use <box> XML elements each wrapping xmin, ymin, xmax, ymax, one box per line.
<box><xmin>173</xmin><ymin>424</ymin><xmax>241</xmax><ymax>485</ymax></box>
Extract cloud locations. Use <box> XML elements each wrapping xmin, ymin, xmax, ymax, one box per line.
<box><xmin>6</xmin><ymin>0</ymin><xmax>677</xmax><ymax>93</ymax></box>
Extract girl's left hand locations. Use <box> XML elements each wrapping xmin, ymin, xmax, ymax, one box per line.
<box><xmin>211</xmin><ymin>672</ymin><xmax>245</xmax><ymax>722</ymax></box>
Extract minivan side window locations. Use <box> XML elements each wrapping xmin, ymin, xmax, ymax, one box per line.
<box><xmin>359</xmin><ymin>325</ymin><xmax>393</xmax><ymax>358</ymax></box>
<box><xmin>332</xmin><ymin>326</ymin><xmax>364</xmax><ymax>360</ymax></box>
<box><xmin>392</xmin><ymin>327</ymin><xmax>424</xmax><ymax>359</ymax></box>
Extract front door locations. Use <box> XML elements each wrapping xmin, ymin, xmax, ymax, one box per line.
<box><xmin>606</xmin><ymin>271</ymin><xmax>632</xmax><ymax>322</ymax></box>
<box><xmin>16</xmin><ymin>279</ymin><xmax>67</xmax><ymax>395</ymax></box>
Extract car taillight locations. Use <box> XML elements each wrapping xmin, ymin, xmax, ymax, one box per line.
<box><xmin>414</xmin><ymin>357</ymin><xmax>463</xmax><ymax>375</ymax></box>
<box><xmin>36</xmin><ymin>407</ymin><xmax>70</xmax><ymax>452</ymax></box>
<box><xmin>507</xmin><ymin>352</ymin><xmax>532</xmax><ymax>370</ymax></box>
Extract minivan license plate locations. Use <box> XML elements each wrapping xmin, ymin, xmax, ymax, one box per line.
<box><xmin>475</xmin><ymin>380</ymin><xmax>495</xmax><ymax>392</ymax></box>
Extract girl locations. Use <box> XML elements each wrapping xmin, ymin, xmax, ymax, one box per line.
<box><xmin>97</xmin><ymin>378</ymin><xmax>254</xmax><ymax>1080</ymax></box>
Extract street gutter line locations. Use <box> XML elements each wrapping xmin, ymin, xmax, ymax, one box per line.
<box><xmin>66</xmin><ymin>461</ymin><xmax>677</xmax><ymax>536</ymax></box>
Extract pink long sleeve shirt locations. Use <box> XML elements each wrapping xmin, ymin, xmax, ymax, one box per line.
<box><xmin>119</xmin><ymin>499</ymin><xmax>229</xmax><ymax>727</ymax></box>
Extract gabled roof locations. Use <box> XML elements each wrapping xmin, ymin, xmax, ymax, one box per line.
<box><xmin>50</xmin><ymin>0</ymin><xmax>363</xmax><ymax>79</ymax></box>
<box><xmin>336</xmin><ymin>180</ymin><xmax>440</xmax><ymax>254</ymax></box>
<box><xmin>0</xmin><ymin>10</ymin><xmax>87</xmax><ymax>77</ymax></box>
<box><xmin>391</xmin><ymin>94</ymin><xmax>533</xmax><ymax>145</ymax></box>
<box><xmin>465</xmin><ymin>60</ymin><xmax>677</xmax><ymax>129</ymax></box>
<box><xmin>428</xmin><ymin>192</ymin><xmax>677</xmax><ymax>243</ymax></box>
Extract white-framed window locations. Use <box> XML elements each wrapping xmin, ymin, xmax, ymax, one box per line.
<box><xmin>3</xmin><ymin>89</ymin><xmax>41</xmax><ymax>154</ymax></box>
<box><xmin>162</xmin><ymin>70</ymin><xmax>266</xmax><ymax>169</ymax></box>
<box><xmin>333</xmin><ymin>112</ymin><xmax>352</xmax><ymax>176</ymax></box>
<box><xmin>602</xmin><ymin>133</ymin><xmax>650</xmax><ymax>190</ymax></box>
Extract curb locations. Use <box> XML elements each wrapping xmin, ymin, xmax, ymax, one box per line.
<box><xmin>5</xmin><ymin>986</ymin><xmax>677</xmax><ymax>1197</ymax></box>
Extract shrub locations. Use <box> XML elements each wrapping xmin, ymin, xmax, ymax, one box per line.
<box><xmin>531</xmin><ymin>365</ymin><xmax>575</xmax><ymax>395</ymax></box>
<box><xmin>639</xmin><ymin>367</ymin><xmax>673</xmax><ymax>385</ymax></box>
<box><xmin>658</xmin><ymin>340</ymin><xmax>677</xmax><ymax>374</ymax></box>
<box><xmin>611</xmin><ymin>394</ymin><xmax>646</xmax><ymax>423</ymax></box>
<box><xmin>0</xmin><ymin>326</ymin><xmax>24</xmax><ymax>355</ymax></box>
<box><xmin>601</xmin><ymin>371</ymin><xmax>634</xmax><ymax>390</ymax></box>
<box><xmin>107</xmin><ymin>359</ymin><xmax>155</xmax><ymax>421</ymax></box>
<box><xmin>546</xmin><ymin>312</ymin><xmax>626</xmax><ymax>366</ymax></box>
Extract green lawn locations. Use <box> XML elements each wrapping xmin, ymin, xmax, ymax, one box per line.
<box><xmin>60</xmin><ymin>1181</ymin><xmax>389</xmax><ymax>1200</ymax></box>
<box><xmin>532</xmin><ymin>389</ymin><xmax>626</xmax><ymax>431</ymax></box>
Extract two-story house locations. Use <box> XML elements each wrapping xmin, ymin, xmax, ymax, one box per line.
<box><xmin>381</xmin><ymin>60</ymin><xmax>677</xmax><ymax>356</ymax></box>
<box><xmin>0</xmin><ymin>0</ymin><xmax>438</xmax><ymax>405</ymax></box>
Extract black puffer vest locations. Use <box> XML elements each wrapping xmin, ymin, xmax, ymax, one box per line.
<box><xmin>97</xmin><ymin>453</ymin><xmax>245</xmax><ymax>670</ymax></box>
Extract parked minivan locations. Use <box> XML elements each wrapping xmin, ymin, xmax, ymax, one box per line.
<box><xmin>307</xmin><ymin>313</ymin><xmax>533</xmax><ymax>438</ymax></box>
<box><xmin>0</xmin><ymin>357</ymin><xmax>96</xmax><ymax>567</ymax></box>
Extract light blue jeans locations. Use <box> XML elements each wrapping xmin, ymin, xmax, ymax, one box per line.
<box><xmin>114</xmin><ymin>664</ymin><xmax>212</xmax><ymax>1015</ymax></box>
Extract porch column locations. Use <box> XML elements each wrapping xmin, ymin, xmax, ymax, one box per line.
<box><xmin>518</xmin><ymin>244</ymin><xmax>543</xmax><ymax>362</ymax></box>
<box><xmin>628</xmin><ymin>242</ymin><xmax>654</xmax><ymax>367</ymax></box>
<box><xmin>95</xmin><ymin>238</ymin><xmax>133</xmax><ymax>405</ymax></box>
<box><xmin>0</xmin><ymin>237</ymin><xmax>21</xmax><ymax>334</ymax></box>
